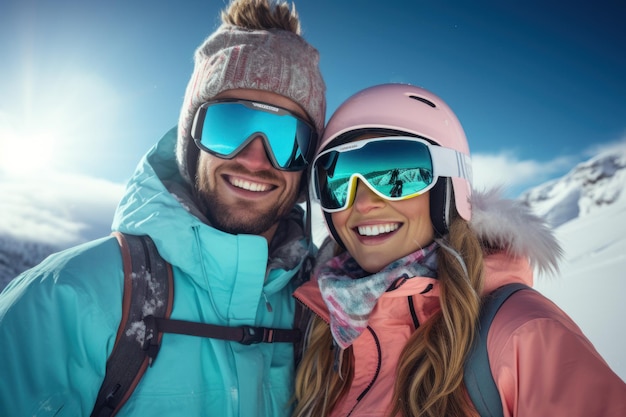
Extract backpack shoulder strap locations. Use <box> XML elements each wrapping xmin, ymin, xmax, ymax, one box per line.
<box><xmin>91</xmin><ymin>232</ymin><xmax>174</xmax><ymax>417</ymax></box>
<box><xmin>464</xmin><ymin>282</ymin><xmax>532</xmax><ymax>417</ymax></box>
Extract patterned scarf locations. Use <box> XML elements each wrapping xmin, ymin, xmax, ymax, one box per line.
<box><xmin>317</xmin><ymin>242</ymin><xmax>438</xmax><ymax>349</ymax></box>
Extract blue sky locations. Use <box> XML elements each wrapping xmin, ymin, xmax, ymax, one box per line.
<box><xmin>0</xmin><ymin>0</ymin><xmax>625</xmax><ymax>199</ymax></box>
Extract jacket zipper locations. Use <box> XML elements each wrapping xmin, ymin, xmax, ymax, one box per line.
<box><xmin>262</xmin><ymin>292</ymin><xmax>273</xmax><ymax>312</ymax></box>
<box><xmin>346</xmin><ymin>326</ymin><xmax>382</xmax><ymax>416</ymax></box>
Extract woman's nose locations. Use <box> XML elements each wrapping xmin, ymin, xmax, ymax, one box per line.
<box><xmin>352</xmin><ymin>179</ymin><xmax>385</xmax><ymax>212</ymax></box>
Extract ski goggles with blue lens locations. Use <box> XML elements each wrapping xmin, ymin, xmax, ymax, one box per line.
<box><xmin>312</xmin><ymin>137</ymin><xmax>472</xmax><ymax>213</ymax></box>
<box><xmin>191</xmin><ymin>99</ymin><xmax>317</xmax><ymax>171</ymax></box>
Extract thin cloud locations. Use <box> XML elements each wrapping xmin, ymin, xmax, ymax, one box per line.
<box><xmin>0</xmin><ymin>171</ymin><xmax>125</xmax><ymax>246</ymax></box>
<box><xmin>583</xmin><ymin>135</ymin><xmax>626</xmax><ymax>159</ymax></box>
<box><xmin>471</xmin><ymin>152</ymin><xmax>575</xmax><ymax>196</ymax></box>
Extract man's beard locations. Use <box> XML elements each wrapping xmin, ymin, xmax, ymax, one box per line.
<box><xmin>195</xmin><ymin>179</ymin><xmax>297</xmax><ymax>236</ymax></box>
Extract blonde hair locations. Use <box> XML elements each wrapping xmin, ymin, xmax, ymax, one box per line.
<box><xmin>222</xmin><ymin>0</ymin><xmax>301</xmax><ymax>34</ymax></box>
<box><xmin>293</xmin><ymin>212</ymin><xmax>485</xmax><ymax>417</ymax></box>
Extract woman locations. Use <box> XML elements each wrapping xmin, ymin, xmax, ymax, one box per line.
<box><xmin>293</xmin><ymin>84</ymin><xmax>625</xmax><ymax>417</ymax></box>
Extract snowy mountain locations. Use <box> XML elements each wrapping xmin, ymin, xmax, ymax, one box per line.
<box><xmin>1</xmin><ymin>144</ymin><xmax>625</xmax><ymax>381</ymax></box>
<box><xmin>519</xmin><ymin>145</ymin><xmax>626</xmax><ymax>228</ymax></box>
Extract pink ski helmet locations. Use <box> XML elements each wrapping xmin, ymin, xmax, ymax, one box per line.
<box><xmin>316</xmin><ymin>83</ymin><xmax>472</xmax><ymax>242</ymax></box>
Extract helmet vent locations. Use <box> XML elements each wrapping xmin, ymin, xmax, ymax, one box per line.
<box><xmin>409</xmin><ymin>95</ymin><xmax>436</xmax><ymax>108</ymax></box>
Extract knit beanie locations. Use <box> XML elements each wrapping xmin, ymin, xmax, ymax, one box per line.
<box><xmin>177</xmin><ymin>24</ymin><xmax>326</xmax><ymax>185</ymax></box>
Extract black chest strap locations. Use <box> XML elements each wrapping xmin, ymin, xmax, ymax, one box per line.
<box><xmin>142</xmin><ymin>315</ymin><xmax>301</xmax><ymax>361</ymax></box>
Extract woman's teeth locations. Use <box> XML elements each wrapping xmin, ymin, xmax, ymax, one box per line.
<box><xmin>357</xmin><ymin>223</ymin><xmax>400</xmax><ymax>236</ymax></box>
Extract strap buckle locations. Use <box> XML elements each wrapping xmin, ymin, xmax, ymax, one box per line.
<box><xmin>240</xmin><ymin>326</ymin><xmax>266</xmax><ymax>345</ymax></box>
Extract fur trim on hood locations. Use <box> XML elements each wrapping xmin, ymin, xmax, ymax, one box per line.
<box><xmin>470</xmin><ymin>187</ymin><xmax>563</xmax><ymax>276</ymax></box>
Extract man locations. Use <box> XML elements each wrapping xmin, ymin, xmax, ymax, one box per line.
<box><xmin>0</xmin><ymin>0</ymin><xmax>325</xmax><ymax>415</ymax></box>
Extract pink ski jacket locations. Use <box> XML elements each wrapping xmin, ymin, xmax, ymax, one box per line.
<box><xmin>294</xmin><ymin>189</ymin><xmax>626</xmax><ymax>417</ymax></box>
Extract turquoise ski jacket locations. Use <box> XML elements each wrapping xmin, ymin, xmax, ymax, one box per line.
<box><xmin>0</xmin><ymin>128</ymin><xmax>310</xmax><ymax>416</ymax></box>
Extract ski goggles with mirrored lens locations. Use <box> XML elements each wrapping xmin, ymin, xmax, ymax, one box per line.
<box><xmin>312</xmin><ymin>137</ymin><xmax>472</xmax><ymax>212</ymax></box>
<box><xmin>191</xmin><ymin>99</ymin><xmax>317</xmax><ymax>171</ymax></box>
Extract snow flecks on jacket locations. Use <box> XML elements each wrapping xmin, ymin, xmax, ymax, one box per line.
<box><xmin>126</xmin><ymin>321</ymin><xmax>147</xmax><ymax>346</ymax></box>
<box><xmin>123</xmin><ymin>268</ymin><xmax>166</xmax><ymax>345</ymax></box>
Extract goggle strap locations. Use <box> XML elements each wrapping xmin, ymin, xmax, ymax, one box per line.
<box><xmin>429</xmin><ymin>146</ymin><xmax>472</xmax><ymax>182</ymax></box>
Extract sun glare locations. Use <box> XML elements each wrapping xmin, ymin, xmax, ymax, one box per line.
<box><xmin>0</xmin><ymin>127</ymin><xmax>56</xmax><ymax>176</ymax></box>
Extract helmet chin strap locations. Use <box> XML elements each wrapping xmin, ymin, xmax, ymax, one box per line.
<box><xmin>430</xmin><ymin>177</ymin><xmax>453</xmax><ymax>237</ymax></box>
